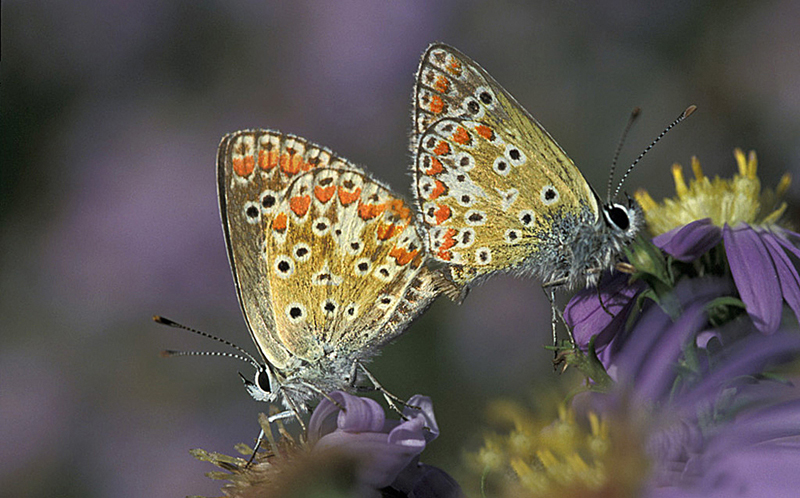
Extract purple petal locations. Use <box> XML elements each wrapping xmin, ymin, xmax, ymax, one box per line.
<box><xmin>387</xmin><ymin>412</ymin><xmax>427</xmax><ymax>452</ymax></box>
<box><xmin>564</xmin><ymin>272</ymin><xmax>643</xmax><ymax>350</ymax></box>
<box><xmin>613</xmin><ymin>278</ymin><xmax>731</xmax><ymax>400</ymax></box>
<box><xmin>307</xmin><ymin>391</ymin><xmax>385</xmax><ymax>445</ymax></box>
<box><xmin>313</xmin><ymin>429</ymin><xmax>422</xmax><ymax>489</ymax></box>
<box><xmin>762</xmin><ymin>233</ymin><xmax>800</xmax><ymax>324</ymax></box>
<box><xmin>675</xmin><ymin>332</ymin><xmax>800</xmax><ymax>413</ymax></box>
<box><xmin>307</xmin><ymin>392</ymin><xmax>437</xmax><ymax>490</ymax></box>
<box><xmin>723</xmin><ymin>224</ymin><xmax>782</xmax><ymax>334</ymax></box>
<box><xmin>307</xmin><ymin>391</ymin><xmax>348</xmax><ymax>444</ymax></box>
<box><xmin>335</xmin><ymin>393</ymin><xmax>386</xmax><ymax>433</ymax></box>
<box><xmin>404</xmin><ymin>395</ymin><xmax>439</xmax><ymax>442</ymax></box>
<box><xmin>653</xmin><ymin>218</ymin><xmax>722</xmax><ymax>262</ymax></box>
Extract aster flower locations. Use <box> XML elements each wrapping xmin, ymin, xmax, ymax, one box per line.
<box><xmin>634</xmin><ymin>149</ymin><xmax>800</xmax><ymax>334</ymax></box>
<box><xmin>194</xmin><ymin>392</ymin><xmax>461</xmax><ymax>498</ymax></box>
<box><xmin>470</xmin><ymin>278</ymin><xmax>800</xmax><ymax>497</ymax></box>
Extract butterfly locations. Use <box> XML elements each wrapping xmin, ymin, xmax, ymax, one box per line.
<box><xmin>214</xmin><ymin>130</ymin><xmax>447</xmax><ymax>421</ymax></box>
<box><xmin>411</xmin><ymin>43</ymin><xmax>645</xmax><ymax>296</ymax></box>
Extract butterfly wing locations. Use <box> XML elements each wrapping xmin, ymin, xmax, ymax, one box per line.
<box><xmin>412</xmin><ymin>44</ymin><xmax>600</xmax><ymax>288</ymax></box>
<box><xmin>263</xmin><ymin>166</ymin><xmax>443</xmax><ymax>366</ymax></box>
<box><xmin>217</xmin><ymin>130</ymin><xmax>357</xmax><ymax>368</ymax></box>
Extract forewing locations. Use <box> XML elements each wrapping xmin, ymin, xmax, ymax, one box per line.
<box><xmin>217</xmin><ymin>130</ymin><xmax>355</xmax><ymax>368</ymax></box>
<box><xmin>412</xmin><ymin>44</ymin><xmax>599</xmax><ymax>286</ymax></box>
<box><xmin>264</xmin><ymin>167</ymin><xmax>443</xmax><ymax>363</ymax></box>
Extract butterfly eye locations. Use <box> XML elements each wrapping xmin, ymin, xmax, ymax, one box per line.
<box><xmin>604</xmin><ymin>204</ymin><xmax>631</xmax><ymax>231</ymax></box>
<box><xmin>256</xmin><ymin>369</ymin><xmax>271</xmax><ymax>393</ymax></box>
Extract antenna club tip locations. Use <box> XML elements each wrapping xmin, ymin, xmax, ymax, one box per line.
<box><xmin>631</xmin><ymin>107</ymin><xmax>642</xmax><ymax>117</ymax></box>
<box><xmin>153</xmin><ymin>315</ymin><xmax>176</xmax><ymax>326</ymax></box>
<box><xmin>684</xmin><ymin>105</ymin><xmax>697</xmax><ymax>118</ymax></box>
<box><xmin>160</xmin><ymin>350</ymin><xmax>176</xmax><ymax>358</ymax></box>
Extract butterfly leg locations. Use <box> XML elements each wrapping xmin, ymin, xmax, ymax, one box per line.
<box><xmin>245</xmin><ymin>409</ymin><xmax>297</xmax><ymax>467</ymax></box>
<box><xmin>547</xmin><ymin>288</ymin><xmax>558</xmax><ymax>355</ymax></box>
<box><xmin>355</xmin><ymin>361</ymin><xmax>417</xmax><ymax>416</ymax></box>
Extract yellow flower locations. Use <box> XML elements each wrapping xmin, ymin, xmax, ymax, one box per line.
<box><xmin>635</xmin><ymin>149</ymin><xmax>790</xmax><ymax>236</ymax></box>
<box><xmin>465</xmin><ymin>400</ymin><xmax>648</xmax><ymax>497</ymax></box>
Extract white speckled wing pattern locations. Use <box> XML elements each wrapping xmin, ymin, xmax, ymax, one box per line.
<box><xmin>218</xmin><ymin>130</ymin><xmax>444</xmax><ymax>409</ymax></box>
<box><xmin>412</xmin><ymin>43</ymin><xmax>641</xmax><ymax>291</ymax></box>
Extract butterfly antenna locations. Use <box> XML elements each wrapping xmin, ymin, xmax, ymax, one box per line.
<box><xmin>606</xmin><ymin>107</ymin><xmax>641</xmax><ymax>200</ymax></box>
<box><xmin>160</xmin><ymin>349</ymin><xmax>260</xmax><ymax>369</ymax></box>
<box><xmin>612</xmin><ymin>105</ymin><xmax>697</xmax><ymax>200</ymax></box>
<box><xmin>153</xmin><ymin>315</ymin><xmax>261</xmax><ymax>369</ymax></box>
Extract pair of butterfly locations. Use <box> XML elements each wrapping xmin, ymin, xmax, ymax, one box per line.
<box><xmin>159</xmin><ymin>43</ymin><xmax>692</xmax><ymax>429</ymax></box>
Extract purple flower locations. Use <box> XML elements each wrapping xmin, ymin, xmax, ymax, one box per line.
<box><xmin>575</xmin><ymin>277</ymin><xmax>800</xmax><ymax>496</ymax></box>
<box><xmin>564</xmin><ymin>272</ymin><xmax>646</xmax><ymax>370</ymax></box>
<box><xmin>652</xmin><ymin>218</ymin><xmax>722</xmax><ymax>262</ymax></box>
<box><xmin>654</xmin><ymin>220</ymin><xmax>800</xmax><ymax>334</ymax></box>
<box><xmin>307</xmin><ymin>391</ymin><xmax>462</xmax><ymax>497</ymax></box>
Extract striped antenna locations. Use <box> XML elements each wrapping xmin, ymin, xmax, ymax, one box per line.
<box><xmin>606</xmin><ymin>107</ymin><xmax>641</xmax><ymax>200</ymax></box>
<box><xmin>153</xmin><ymin>315</ymin><xmax>261</xmax><ymax>370</ymax></box>
<box><xmin>612</xmin><ymin>105</ymin><xmax>697</xmax><ymax>200</ymax></box>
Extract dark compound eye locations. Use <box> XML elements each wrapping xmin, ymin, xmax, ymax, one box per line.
<box><xmin>256</xmin><ymin>370</ymin><xmax>270</xmax><ymax>391</ymax></box>
<box><xmin>606</xmin><ymin>205</ymin><xmax>630</xmax><ymax>230</ymax></box>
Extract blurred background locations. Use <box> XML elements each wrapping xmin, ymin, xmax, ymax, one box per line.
<box><xmin>2</xmin><ymin>1</ymin><xmax>799</xmax><ymax>496</ymax></box>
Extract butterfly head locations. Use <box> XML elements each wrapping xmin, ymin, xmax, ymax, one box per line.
<box><xmin>602</xmin><ymin>194</ymin><xmax>642</xmax><ymax>238</ymax></box>
<box><xmin>240</xmin><ymin>364</ymin><xmax>281</xmax><ymax>403</ymax></box>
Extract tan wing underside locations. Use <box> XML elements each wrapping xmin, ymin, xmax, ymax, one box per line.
<box><xmin>217</xmin><ymin>130</ymin><xmax>356</xmax><ymax>368</ymax></box>
<box><xmin>263</xmin><ymin>168</ymin><xmax>438</xmax><ymax>364</ymax></box>
<box><xmin>413</xmin><ymin>44</ymin><xmax>598</xmax><ymax>285</ymax></box>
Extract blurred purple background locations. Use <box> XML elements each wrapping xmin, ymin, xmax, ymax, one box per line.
<box><xmin>2</xmin><ymin>1</ymin><xmax>799</xmax><ymax>496</ymax></box>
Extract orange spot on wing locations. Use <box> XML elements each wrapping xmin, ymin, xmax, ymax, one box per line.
<box><xmin>339</xmin><ymin>186</ymin><xmax>362</xmax><ymax>206</ymax></box>
<box><xmin>446</xmin><ymin>59</ymin><xmax>461</xmax><ymax>76</ymax></box>
<box><xmin>289</xmin><ymin>195</ymin><xmax>311</xmax><ymax>217</ymax></box>
<box><xmin>430</xmin><ymin>95</ymin><xmax>444</xmax><ymax>114</ymax></box>
<box><xmin>475</xmin><ymin>125</ymin><xmax>494</xmax><ymax>141</ymax></box>
<box><xmin>273</xmin><ymin>212</ymin><xmax>288</xmax><ymax>231</ymax></box>
<box><xmin>388</xmin><ymin>199</ymin><xmax>411</xmax><ymax>221</ymax></box>
<box><xmin>452</xmin><ymin>127</ymin><xmax>471</xmax><ymax>145</ymax></box>
<box><xmin>440</xmin><ymin>228</ymin><xmax>457</xmax><ymax>250</ymax></box>
<box><xmin>425</xmin><ymin>157</ymin><xmax>444</xmax><ymax>175</ymax></box>
<box><xmin>280</xmin><ymin>153</ymin><xmax>310</xmax><ymax>175</ymax></box>
<box><xmin>377</xmin><ymin>223</ymin><xmax>397</xmax><ymax>241</ymax></box>
<box><xmin>389</xmin><ymin>246</ymin><xmax>418</xmax><ymax>266</ymax></box>
<box><xmin>437</xmin><ymin>249</ymin><xmax>452</xmax><ymax>261</ymax></box>
<box><xmin>433</xmin><ymin>75</ymin><xmax>450</xmax><ymax>94</ymax></box>
<box><xmin>434</xmin><ymin>204</ymin><xmax>451</xmax><ymax>225</ymax></box>
<box><xmin>314</xmin><ymin>185</ymin><xmax>336</xmax><ymax>203</ymax></box>
<box><xmin>357</xmin><ymin>202</ymin><xmax>386</xmax><ymax>220</ymax></box>
<box><xmin>259</xmin><ymin>149</ymin><xmax>278</xmax><ymax>171</ymax></box>
<box><xmin>429</xmin><ymin>180</ymin><xmax>446</xmax><ymax>200</ymax></box>
<box><xmin>433</xmin><ymin>141</ymin><xmax>451</xmax><ymax>156</ymax></box>
<box><xmin>232</xmin><ymin>156</ymin><xmax>255</xmax><ymax>177</ymax></box>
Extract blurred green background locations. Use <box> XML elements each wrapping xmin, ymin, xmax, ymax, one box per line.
<box><xmin>2</xmin><ymin>1</ymin><xmax>799</xmax><ymax>496</ymax></box>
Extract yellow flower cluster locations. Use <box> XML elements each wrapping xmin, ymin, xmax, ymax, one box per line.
<box><xmin>635</xmin><ymin>149</ymin><xmax>790</xmax><ymax>236</ymax></box>
<box><xmin>467</xmin><ymin>400</ymin><xmax>647</xmax><ymax>497</ymax></box>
